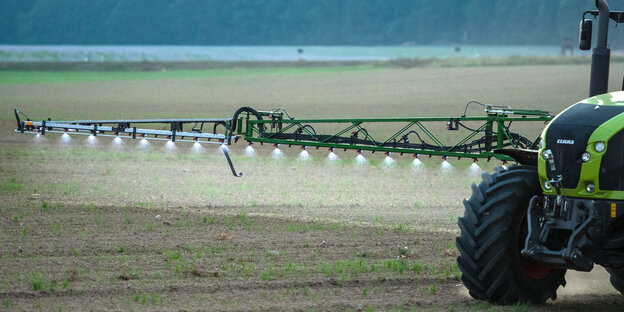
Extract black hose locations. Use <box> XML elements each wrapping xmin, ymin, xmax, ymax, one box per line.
<box><xmin>462</xmin><ymin>101</ymin><xmax>509</xmax><ymax>117</ymax></box>
<box><xmin>402</xmin><ymin>131</ymin><xmax>426</xmax><ymax>144</ymax></box>
<box><xmin>230</xmin><ymin>107</ymin><xmax>266</xmax><ymax>137</ymax></box>
<box><xmin>295</xmin><ymin>124</ymin><xmax>317</xmax><ymax>136</ymax></box>
<box><xmin>212</xmin><ymin>121</ymin><xmax>226</xmax><ymax>134</ymax></box>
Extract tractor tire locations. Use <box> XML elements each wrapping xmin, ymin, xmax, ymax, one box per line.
<box><xmin>606</xmin><ymin>266</ymin><xmax>624</xmax><ymax>295</ymax></box>
<box><xmin>456</xmin><ymin>165</ymin><xmax>566</xmax><ymax>304</ymax></box>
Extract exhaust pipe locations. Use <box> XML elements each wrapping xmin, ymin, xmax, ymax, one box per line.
<box><xmin>589</xmin><ymin>0</ymin><xmax>611</xmax><ymax>97</ymax></box>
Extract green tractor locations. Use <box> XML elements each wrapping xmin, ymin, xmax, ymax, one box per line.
<box><xmin>456</xmin><ymin>0</ymin><xmax>624</xmax><ymax>304</ymax></box>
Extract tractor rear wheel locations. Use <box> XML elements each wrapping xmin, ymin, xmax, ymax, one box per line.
<box><xmin>456</xmin><ymin>165</ymin><xmax>566</xmax><ymax>304</ymax></box>
<box><xmin>606</xmin><ymin>266</ymin><xmax>624</xmax><ymax>295</ymax></box>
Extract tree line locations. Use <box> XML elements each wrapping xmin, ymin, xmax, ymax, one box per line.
<box><xmin>2</xmin><ymin>0</ymin><xmax>615</xmax><ymax>46</ymax></box>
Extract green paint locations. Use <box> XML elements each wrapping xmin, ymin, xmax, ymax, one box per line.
<box><xmin>242</xmin><ymin>107</ymin><xmax>551</xmax><ymax>160</ymax></box>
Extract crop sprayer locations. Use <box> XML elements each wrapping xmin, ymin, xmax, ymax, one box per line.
<box><xmin>13</xmin><ymin>104</ymin><xmax>552</xmax><ymax>177</ymax></box>
<box><xmin>10</xmin><ymin>0</ymin><xmax>624</xmax><ymax>306</ymax></box>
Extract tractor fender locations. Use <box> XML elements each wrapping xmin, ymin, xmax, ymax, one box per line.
<box><xmin>494</xmin><ymin>148</ymin><xmax>538</xmax><ymax>166</ymax></box>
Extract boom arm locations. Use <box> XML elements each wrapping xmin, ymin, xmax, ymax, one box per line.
<box><xmin>238</xmin><ymin>107</ymin><xmax>550</xmax><ymax>160</ymax></box>
<box><xmin>13</xmin><ymin>105</ymin><xmax>553</xmax><ymax>176</ymax></box>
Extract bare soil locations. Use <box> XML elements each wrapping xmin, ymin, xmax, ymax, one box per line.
<box><xmin>0</xmin><ymin>198</ymin><xmax>466</xmax><ymax>311</ymax></box>
<box><xmin>1</xmin><ymin>64</ymin><xmax>624</xmax><ymax>310</ymax></box>
<box><xmin>0</xmin><ymin>195</ymin><xmax>622</xmax><ymax>311</ymax></box>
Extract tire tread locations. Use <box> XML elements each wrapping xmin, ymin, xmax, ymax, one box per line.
<box><xmin>456</xmin><ymin>165</ymin><xmax>566</xmax><ymax>304</ymax></box>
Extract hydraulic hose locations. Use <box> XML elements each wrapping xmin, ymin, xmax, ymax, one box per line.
<box><xmin>230</xmin><ymin>107</ymin><xmax>266</xmax><ymax>143</ymax></box>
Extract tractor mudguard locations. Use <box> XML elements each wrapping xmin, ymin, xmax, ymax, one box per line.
<box><xmin>494</xmin><ymin>148</ymin><xmax>538</xmax><ymax>166</ymax></box>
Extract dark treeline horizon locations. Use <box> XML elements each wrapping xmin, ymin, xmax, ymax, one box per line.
<box><xmin>2</xmin><ymin>0</ymin><xmax>618</xmax><ymax>47</ymax></box>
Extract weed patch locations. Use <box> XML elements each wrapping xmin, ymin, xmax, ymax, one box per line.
<box><xmin>30</xmin><ymin>272</ymin><xmax>57</xmax><ymax>291</ymax></box>
<box><xmin>133</xmin><ymin>292</ymin><xmax>167</xmax><ymax>306</ymax></box>
<box><xmin>0</xmin><ymin>177</ymin><xmax>21</xmax><ymax>193</ymax></box>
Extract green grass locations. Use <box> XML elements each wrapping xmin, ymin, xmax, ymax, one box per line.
<box><xmin>0</xmin><ymin>66</ymin><xmax>376</xmax><ymax>85</ymax></box>
<box><xmin>132</xmin><ymin>292</ymin><xmax>166</xmax><ymax>306</ymax></box>
<box><xmin>164</xmin><ymin>250</ymin><xmax>181</xmax><ymax>261</ymax></box>
<box><xmin>429</xmin><ymin>282</ymin><xmax>437</xmax><ymax>295</ymax></box>
<box><xmin>318</xmin><ymin>258</ymin><xmax>425</xmax><ymax>278</ymax></box>
<box><xmin>71</xmin><ymin>247</ymin><xmax>81</xmax><ymax>256</ymax></box>
<box><xmin>29</xmin><ymin>272</ymin><xmax>57</xmax><ymax>291</ymax></box>
<box><xmin>0</xmin><ymin>177</ymin><xmax>21</xmax><ymax>193</ymax></box>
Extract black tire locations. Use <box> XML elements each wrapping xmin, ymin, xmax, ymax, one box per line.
<box><xmin>456</xmin><ymin>165</ymin><xmax>566</xmax><ymax>304</ymax></box>
<box><xmin>606</xmin><ymin>267</ymin><xmax>624</xmax><ymax>295</ymax></box>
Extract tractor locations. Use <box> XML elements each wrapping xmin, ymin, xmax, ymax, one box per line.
<box><xmin>456</xmin><ymin>0</ymin><xmax>624</xmax><ymax>304</ymax></box>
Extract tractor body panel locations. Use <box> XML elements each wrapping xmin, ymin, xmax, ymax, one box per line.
<box><xmin>527</xmin><ymin>91</ymin><xmax>624</xmax><ymax>270</ymax></box>
<box><xmin>539</xmin><ymin>91</ymin><xmax>624</xmax><ymax>200</ymax></box>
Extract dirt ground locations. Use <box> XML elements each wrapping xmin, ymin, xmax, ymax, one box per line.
<box><xmin>0</xmin><ymin>199</ymin><xmax>621</xmax><ymax>312</ymax></box>
<box><xmin>0</xmin><ymin>124</ymin><xmax>622</xmax><ymax>311</ymax></box>
<box><xmin>1</xmin><ymin>64</ymin><xmax>624</xmax><ymax>310</ymax></box>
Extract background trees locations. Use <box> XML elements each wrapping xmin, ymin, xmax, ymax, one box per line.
<box><xmin>2</xmin><ymin>0</ymin><xmax>609</xmax><ymax>46</ymax></box>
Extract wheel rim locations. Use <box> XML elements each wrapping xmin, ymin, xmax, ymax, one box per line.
<box><xmin>520</xmin><ymin>258</ymin><xmax>551</xmax><ymax>279</ymax></box>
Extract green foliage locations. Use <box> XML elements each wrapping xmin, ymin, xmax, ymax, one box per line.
<box><xmin>1</xmin><ymin>0</ymin><xmax>602</xmax><ymax>46</ymax></box>
<box><xmin>84</xmin><ymin>203</ymin><xmax>95</xmax><ymax>212</ymax></box>
<box><xmin>31</xmin><ymin>275</ymin><xmax>42</xmax><ymax>291</ymax></box>
<box><xmin>133</xmin><ymin>292</ymin><xmax>165</xmax><ymax>306</ymax></box>
<box><xmin>71</xmin><ymin>247</ymin><xmax>81</xmax><ymax>256</ymax></box>
<box><xmin>0</xmin><ymin>177</ymin><xmax>20</xmax><ymax>193</ymax></box>
<box><xmin>30</xmin><ymin>272</ymin><xmax>57</xmax><ymax>291</ymax></box>
<box><xmin>429</xmin><ymin>282</ymin><xmax>437</xmax><ymax>295</ymax></box>
<box><xmin>321</xmin><ymin>259</ymin><xmax>369</xmax><ymax>277</ymax></box>
<box><xmin>127</xmin><ymin>268</ymin><xmax>142</xmax><ymax>280</ymax></box>
<box><xmin>397</xmin><ymin>246</ymin><xmax>411</xmax><ymax>257</ymax></box>
<box><xmin>411</xmin><ymin>261</ymin><xmax>423</xmax><ymax>274</ymax></box>
<box><xmin>164</xmin><ymin>250</ymin><xmax>181</xmax><ymax>261</ymax></box>
<box><xmin>513</xmin><ymin>302</ymin><xmax>534</xmax><ymax>312</ymax></box>
<box><xmin>385</xmin><ymin>258</ymin><xmax>410</xmax><ymax>275</ymax></box>
<box><xmin>286</xmin><ymin>221</ymin><xmax>326</xmax><ymax>232</ymax></box>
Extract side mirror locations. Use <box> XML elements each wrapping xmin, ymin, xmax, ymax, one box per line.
<box><xmin>579</xmin><ymin>19</ymin><xmax>593</xmax><ymax>50</ymax></box>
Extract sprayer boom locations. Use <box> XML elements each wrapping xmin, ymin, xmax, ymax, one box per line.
<box><xmin>13</xmin><ymin>105</ymin><xmax>552</xmax><ymax>176</ymax></box>
<box><xmin>14</xmin><ymin>109</ymin><xmax>234</xmax><ymax>143</ymax></box>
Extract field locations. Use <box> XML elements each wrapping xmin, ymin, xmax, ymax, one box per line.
<box><xmin>1</xmin><ymin>63</ymin><xmax>624</xmax><ymax>311</ymax></box>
